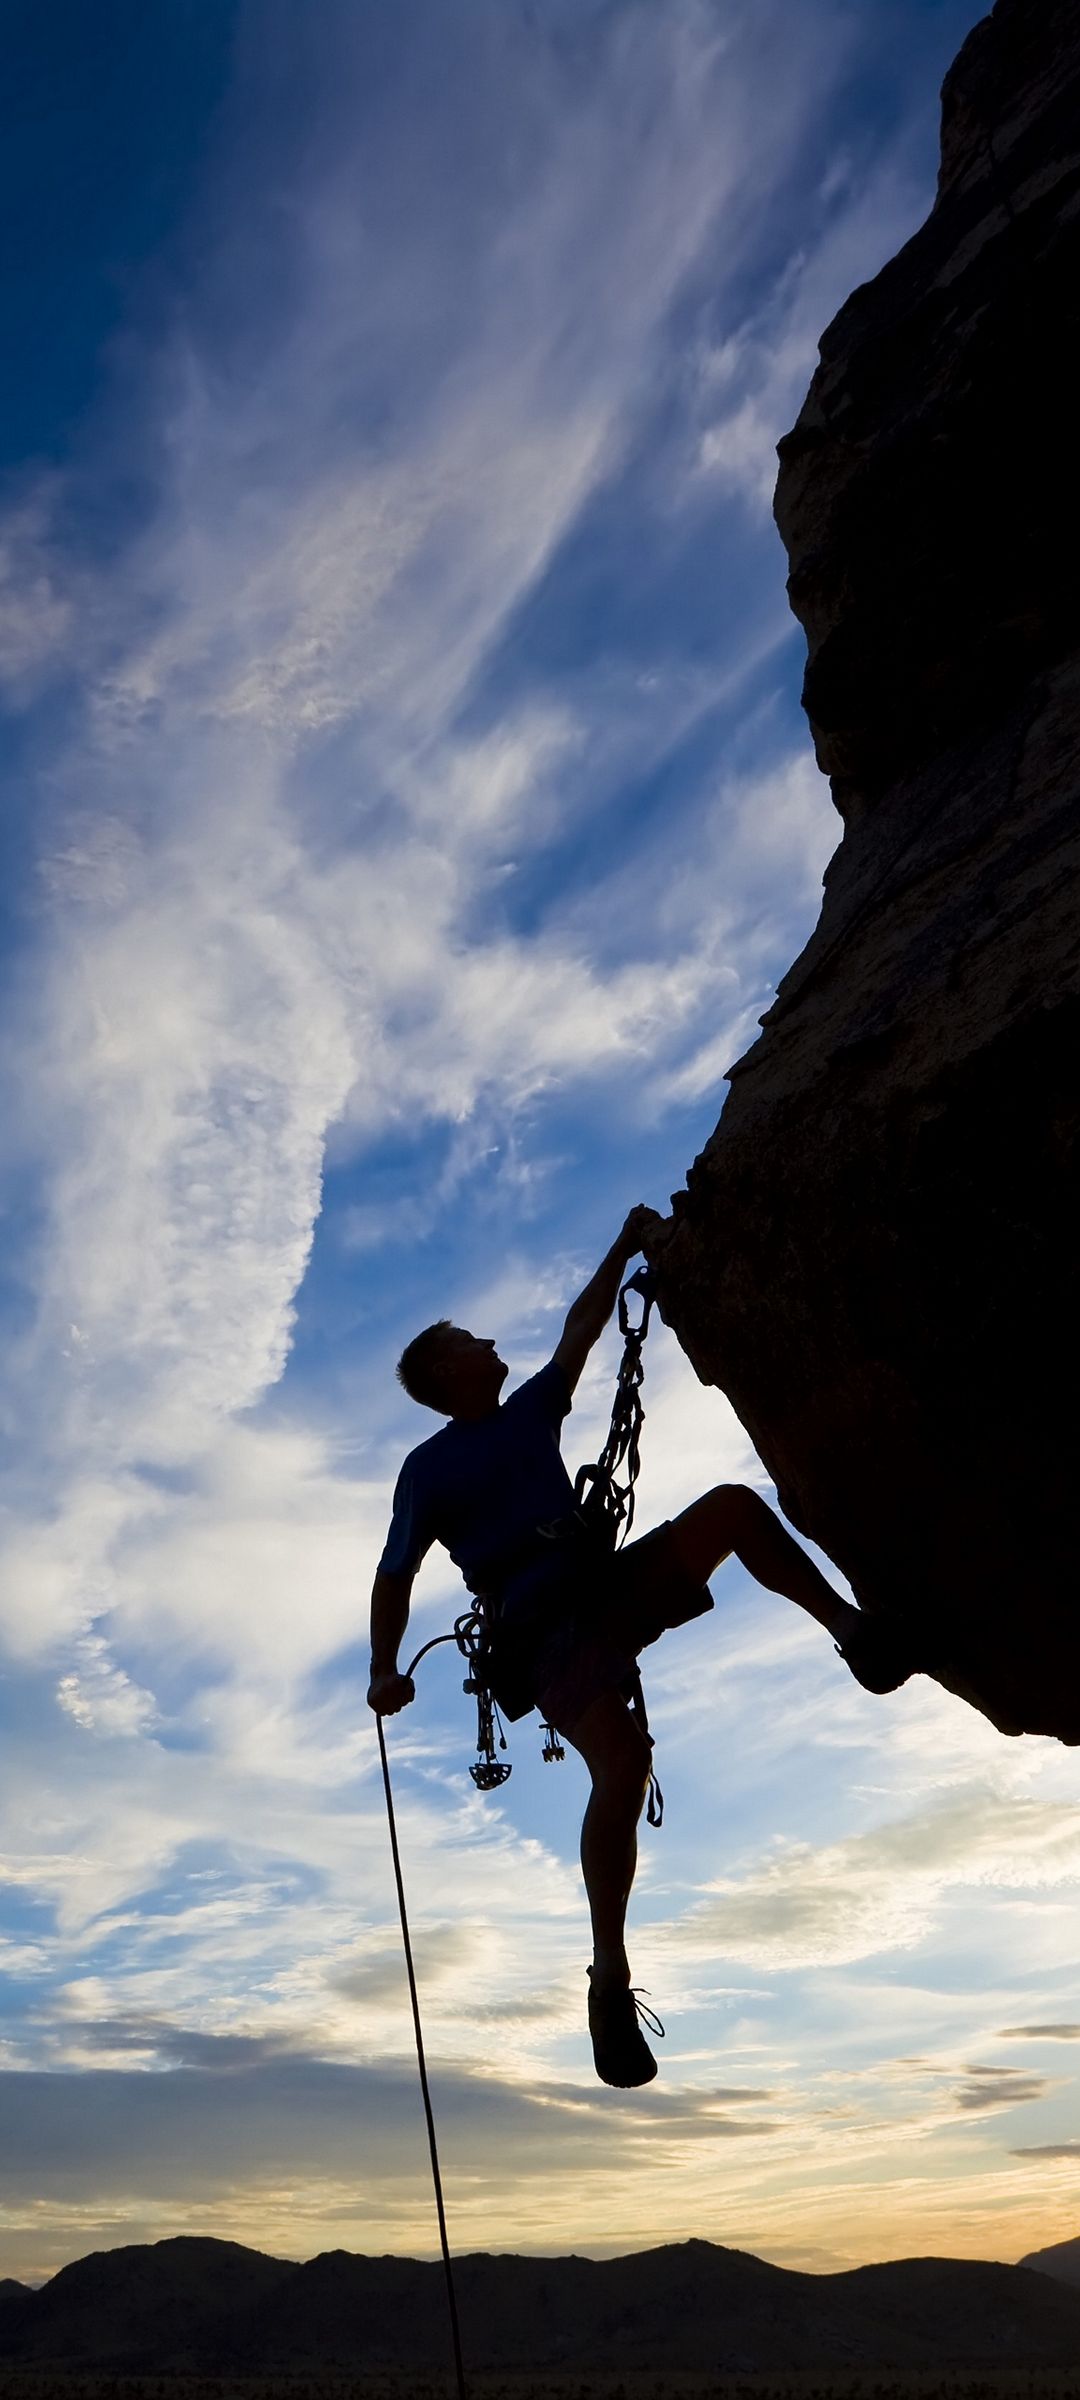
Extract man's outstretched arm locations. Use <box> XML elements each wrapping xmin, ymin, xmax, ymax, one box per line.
<box><xmin>554</xmin><ymin>1204</ymin><xmax>662</xmax><ymax>1396</ymax></box>
<box><xmin>368</xmin><ymin>1567</ymin><xmax>417</xmax><ymax>1714</ymax></box>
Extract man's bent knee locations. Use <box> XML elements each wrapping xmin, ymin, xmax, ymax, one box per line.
<box><xmin>706</xmin><ymin>1481</ymin><xmax>759</xmax><ymax>1517</ymax></box>
<box><xmin>669</xmin><ymin>1482</ymin><xmax>760</xmax><ymax>1582</ymax></box>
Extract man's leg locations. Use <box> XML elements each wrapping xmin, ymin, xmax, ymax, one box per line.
<box><xmin>665</xmin><ymin>1484</ymin><xmax>914</xmax><ymax>1691</ymax></box>
<box><xmin>562</xmin><ymin>1688</ymin><xmax>660</xmax><ymax>2087</ymax></box>
<box><xmin>563</xmin><ymin>1687</ymin><xmax>652</xmax><ymax>1986</ymax></box>
<box><xmin>668</xmin><ymin>1483</ymin><xmax>858</xmax><ymax>1640</ymax></box>
<box><xmin>565</xmin><ymin>1500</ymin><xmax>855</xmax><ymax>1993</ymax></box>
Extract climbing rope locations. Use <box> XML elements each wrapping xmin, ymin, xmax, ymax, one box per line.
<box><xmin>376</xmin><ymin>1710</ymin><xmax>468</xmax><ymax>2400</ymax></box>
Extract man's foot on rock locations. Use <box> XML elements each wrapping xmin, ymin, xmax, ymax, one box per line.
<box><xmin>587</xmin><ymin>1969</ymin><xmax>662</xmax><ymax>2087</ymax></box>
<box><xmin>836</xmin><ymin>1610</ymin><xmax>916</xmax><ymax>1695</ymax></box>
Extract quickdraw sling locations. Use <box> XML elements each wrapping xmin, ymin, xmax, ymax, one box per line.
<box><xmin>573</xmin><ymin>1261</ymin><xmax>655</xmax><ymax>1546</ymax></box>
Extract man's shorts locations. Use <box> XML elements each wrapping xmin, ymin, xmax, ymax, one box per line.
<box><xmin>491</xmin><ymin>1521</ymin><xmax>713</xmax><ymax>1736</ymax></box>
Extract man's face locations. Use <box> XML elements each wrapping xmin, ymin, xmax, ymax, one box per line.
<box><xmin>436</xmin><ymin>1327</ymin><xmax>508</xmax><ymax>1416</ymax></box>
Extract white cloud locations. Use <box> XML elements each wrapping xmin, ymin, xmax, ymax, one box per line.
<box><xmin>25</xmin><ymin>778</ymin><xmax>355</xmax><ymax>1465</ymax></box>
<box><xmin>0</xmin><ymin>1473</ymin><xmax>147</xmax><ymax>1659</ymax></box>
<box><xmin>673</xmin><ymin>1789</ymin><xmax>1080</xmax><ymax>1970</ymax></box>
<box><xmin>56</xmin><ymin>1635</ymin><xmax>159</xmax><ymax>1739</ymax></box>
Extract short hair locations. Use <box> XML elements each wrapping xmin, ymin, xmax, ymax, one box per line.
<box><xmin>397</xmin><ymin>1320</ymin><xmax>455</xmax><ymax>1411</ymax></box>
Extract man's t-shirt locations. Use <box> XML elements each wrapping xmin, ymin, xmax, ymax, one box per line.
<box><xmin>378</xmin><ymin>1361</ymin><xmax>577</xmax><ymax>1624</ymax></box>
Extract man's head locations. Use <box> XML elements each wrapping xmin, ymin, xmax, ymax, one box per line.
<box><xmin>396</xmin><ymin>1321</ymin><xmax>508</xmax><ymax>1419</ymax></box>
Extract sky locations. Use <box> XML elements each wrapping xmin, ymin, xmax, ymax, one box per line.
<box><xmin>3</xmin><ymin>0</ymin><xmax>1080</xmax><ymax>2293</ymax></box>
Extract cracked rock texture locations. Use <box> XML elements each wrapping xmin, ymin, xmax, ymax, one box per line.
<box><xmin>657</xmin><ymin>0</ymin><xmax>1080</xmax><ymax>1739</ymax></box>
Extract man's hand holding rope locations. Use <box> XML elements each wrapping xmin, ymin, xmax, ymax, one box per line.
<box><xmin>368</xmin><ymin>1666</ymin><xmax>416</xmax><ymax>1716</ymax></box>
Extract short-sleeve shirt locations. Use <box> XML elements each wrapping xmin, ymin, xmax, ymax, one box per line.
<box><xmin>378</xmin><ymin>1361</ymin><xmax>576</xmax><ymax>1620</ymax></box>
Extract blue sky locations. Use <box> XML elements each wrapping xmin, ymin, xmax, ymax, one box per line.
<box><xmin>3</xmin><ymin>0</ymin><xmax>1080</xmax><ymax>2289</ymax></box>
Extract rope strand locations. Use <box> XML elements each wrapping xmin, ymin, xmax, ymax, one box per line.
<box><xmin>376</xmin><ymin>1711</ymin><xmax>468</xmax><ymax>2400</ymax></box>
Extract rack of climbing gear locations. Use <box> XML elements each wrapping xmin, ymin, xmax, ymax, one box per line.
<box><xmin>401</xmin><ymin>1602</ymin><xmax>511</xmax><ymax>1788</ymax></box>
<box><xmin>456</xmin><ymin>1603</ymin><xmax>512</xmax><ymax>1789</ymax></box>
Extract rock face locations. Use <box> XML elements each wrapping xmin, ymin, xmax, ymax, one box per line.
<box><xmin>657</xmin><ymin>0</ymin><xmax>1080</xmax><ymax>1738</ymax></box>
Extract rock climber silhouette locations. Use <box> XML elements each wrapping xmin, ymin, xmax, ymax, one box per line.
<box><xmin>368</xmin><ymin>1205</ymin><xmax>914</xmax><ymax>2088</ymax></box>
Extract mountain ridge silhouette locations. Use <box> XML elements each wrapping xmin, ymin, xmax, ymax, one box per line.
<box><xmin>2</xmin><ymin>2234</ymin><xmax>1080</xmax><ymax>2371</ymax></box>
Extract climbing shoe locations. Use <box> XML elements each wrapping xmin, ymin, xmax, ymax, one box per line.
<box><xmin>836</xmin><ymin>1611</ymin><xmax>915</xmax><ymax>1695</ymax></box>
<box><xmin>587</xmin><ymin>1969</ymin><xmax>663</xmax><ymax>2087</ymax></box>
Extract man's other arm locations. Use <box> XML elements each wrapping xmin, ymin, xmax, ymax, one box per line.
<box><xmin>368</xmin><ymin>1567</ymin><xmax>417</xmax><ymax>1714</ymax></box>
<box><xmin>553</xmin><ymin>1204</ymin><xmax>662</xmax><ymax>1396</ymax></box>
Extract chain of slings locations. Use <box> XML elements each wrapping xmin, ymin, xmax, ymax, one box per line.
<box><xmin>572</xmin><ymin>1262</ymin><xmax>655</xmax><ymax>1545</ymax></box>
<box><xmin>569</xmin><ymin>1263</ymin><xmax>664</xmax><ymax>1828</ymax></box>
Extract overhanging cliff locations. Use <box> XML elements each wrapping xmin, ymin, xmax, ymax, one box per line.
<box><xmin>657</xmin><ymin>0</ymin><xmax>1080</xmax><ymax>1739</ymax></box>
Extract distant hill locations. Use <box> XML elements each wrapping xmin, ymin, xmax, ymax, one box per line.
<box><xmin>3</xmin><ymin>2235</ymin><xmax>1080</xmax><ymax>2372</ymax></box>
<box><xmin>0</xmin><ymin>2282</ymin><xmax>30</xmax><ymax>2326</ymax></box>
<box><xmin>1</xmin><ymin>2236</ymin><xmax>293</xmax><ymax>2369</ymax></box>
<box><xmin>1022</xmin><ymin>2233</ymin><xmax>1080</xmax><ymax>2290</ymax></box>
